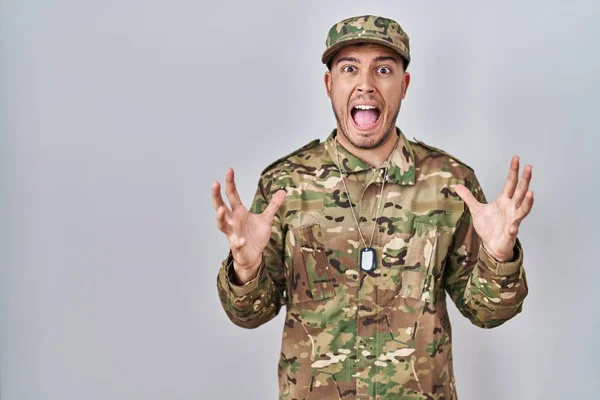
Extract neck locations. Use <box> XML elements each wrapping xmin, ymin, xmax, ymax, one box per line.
<box><xmin>336</xmin><ymin>130</ymin><xmax>399</xmax><ymax>168</ymax></box>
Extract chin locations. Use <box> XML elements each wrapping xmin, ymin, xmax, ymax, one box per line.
<box><xmin>347</xmin><ymin>134</ymin><xmax>384</xmax><ymax>149</ymax></box>
<box><xmin>332</xmin><ymin>102</ymin><xmax>397</xmax><ymax>150</ymax></box>
<box><xmin>344</xmin><ymin>120</ymin><xmax>391</xmax><ymax>150</ymax></box>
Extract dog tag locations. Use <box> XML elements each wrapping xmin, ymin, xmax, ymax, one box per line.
<box><xmin>360</xmin><ymin>247</ymin><xmax>376</xmax><ymax>272</ymax></box>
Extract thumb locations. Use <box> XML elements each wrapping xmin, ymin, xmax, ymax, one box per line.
<box><xmin>454</xmin><ymin>184</ymin><xmax>482</xmax><ymax>214</ymax></box>
<box><xmin>261</xmin><ymin>190</ymin><xmax>287</xmax><ymax>222</ymax></box>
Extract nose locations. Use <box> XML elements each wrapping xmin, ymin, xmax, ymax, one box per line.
<box><xmin>357</xmin><ymin>71</ymin><xmax>375</xmax><ymax>94</ymax></box>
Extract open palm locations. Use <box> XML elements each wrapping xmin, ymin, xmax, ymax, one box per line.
<box><xmin>212</xmin><ymin>168</ymin><xmax>286</xmax><ymax>278</ymax></box>
<box><xmin>455</xmin><ymin>156</ymin><xmax>534</xmax><ymax>262</ymax></box>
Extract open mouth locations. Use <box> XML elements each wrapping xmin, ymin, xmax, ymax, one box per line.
<box><xmin>350</xmin><ymin>105</ymin><xmax>381</xmax><ymax>130</ymax></box>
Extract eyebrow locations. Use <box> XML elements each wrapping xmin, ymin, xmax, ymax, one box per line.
<box><xmin>336</xmin><ymin>56</ymin><xmax>359</xmax><ymax>65</ymax></box>
<box><xmin>335</xmin><ymin>55</ymin><xmax>399</xmax><ymax>65</ymax></box>
<box><xmin>374</xmin><ymin>56</ymin><xmax>399</xmax><ymax>64</ymax></box>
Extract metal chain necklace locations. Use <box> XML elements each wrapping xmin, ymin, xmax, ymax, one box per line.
<box><xmin>333</xmin><ymin>136</ymin><xmax>399</xmax><ymax>272</ymax></box>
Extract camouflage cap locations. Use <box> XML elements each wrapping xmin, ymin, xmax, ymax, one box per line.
<box><xmin>322</xmin><ymin>15</ymin><xmax>410</xmax><ymax>68</ymax></box>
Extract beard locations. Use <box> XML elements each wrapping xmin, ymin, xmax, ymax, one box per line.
<box><xmin>331</xmin><ymin>100</ymin><xmax>401</xmax><ymax>150</ymax></box>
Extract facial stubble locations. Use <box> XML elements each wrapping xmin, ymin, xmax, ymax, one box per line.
<box><xmin>331</xmin><ymin>100</ymin><xmax>401</xmax><ymax>150</ymax></box>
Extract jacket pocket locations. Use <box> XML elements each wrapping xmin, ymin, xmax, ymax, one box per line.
<box><xmin>400</xmin><ymin>221</ymin><xmax>446</xmax><ymax>303</ymax></box>
<box><xmin>306</xmin><ymin>371</ymin><xmax>342</xmax><ymax>400</ymax></box>
<box><xmin>291</xmin><ymin>223</ymin><xmax>336</xmax><ymax>303</ymax></box>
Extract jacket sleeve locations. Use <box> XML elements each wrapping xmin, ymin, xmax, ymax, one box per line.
<box><xmin>443</xmin><ymin>173</ymin><xmax>529</xmax><ymax>329</ymax></box>
<box><xmin>216</xmin><ymin>177</ymin><xmax>287</xmax><ymax>329</ymax></box>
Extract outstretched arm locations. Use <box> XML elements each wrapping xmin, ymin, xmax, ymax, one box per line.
<box><xmin>445</xmin><ymin>157</ymin><xmax>533</xmax><ymax>328</ymax></box>
<box><xmin>213</xmin><ymin>168</ymin><xmax>287</xmax><ymax>329</ymax></box>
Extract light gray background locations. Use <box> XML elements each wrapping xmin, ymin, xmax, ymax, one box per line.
<box><xmin>1</xmin><ymin>1</ymin><xmax>598</xmax><ymax>399</ymax></box>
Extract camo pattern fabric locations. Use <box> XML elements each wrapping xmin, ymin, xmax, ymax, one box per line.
<box><xmin>322</xmin><ymin>15</ymin><xmax>410</xmax><ymax>67</ymax></box>
<box><xmin>217</xmin><ymin>128</ymin><xmax>528</xmax><ymax>400</ymax></box>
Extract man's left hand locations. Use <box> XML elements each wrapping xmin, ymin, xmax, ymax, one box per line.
<box><xmin>455</xmin><ymin>156</ymin><xmax>534</xmax><ymax>262</ymax></box>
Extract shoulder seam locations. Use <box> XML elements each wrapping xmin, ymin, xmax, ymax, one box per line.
<box><xmin>412</xmin><ymin>137</ymin><xmax>474</xmax><ymax>172</ymax></box>
<box><xmin>261</xmin><ymin>139</ymin><xmax>321</xmax><ymax>175</ymax></box>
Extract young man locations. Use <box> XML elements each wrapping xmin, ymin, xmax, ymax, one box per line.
<box><xmin>213</xmin><ymin>15</ymin><xmax>533</xmax><ymax>400</ymax></box>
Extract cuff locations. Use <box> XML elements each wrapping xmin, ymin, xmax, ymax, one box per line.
<box><xmin>479</xmin><ymin>238</ymin><xmax>523</xmax><ymax>276</ymax></box>
<box><xmin>225</xmin><ymin>252</ymin><xmax>267</xmax><ymax>297</ymax></box>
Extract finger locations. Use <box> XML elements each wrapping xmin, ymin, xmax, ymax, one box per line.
<box><xmin>212</xmin><ymin>181</ymin><xmax>226</xmax><ymax>211</ymax></box>
<box><xmin>512</xmin><ymin>164</ymin><xmax>533</xmax><ymax>208</ymax></box>
<box><xmin>501</xmin><ymin>156</ymin><xmax>520</xmax><ymax>198</ymax></box>
<box><xmin>216</xmin><ymin>205</ymin><xmax>232</xmax><ymax>234</ymax></box>
<box><xmin>515</xmin><ymin>191</ymin><xmax>534</xmax><ymax>221</ymax></box>
<box><xmin>261</xmin><ymin>190</ymin><xmax>287</xmax><ymax>222</ymax></box>
<box><xmin>225</xmin><ymin>168</ymin><xmax>243</xmax><ymax>209</ymax></box>
<box><xmin>454</xmin><ymin>184</ymin><xmax>483</xmax><ymax>214</ymax></box>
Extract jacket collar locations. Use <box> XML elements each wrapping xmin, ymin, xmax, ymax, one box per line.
<box><xmin>324</xmin><ymin>127</ymin><xmax>416</xmax><ymax>185</ymax></box>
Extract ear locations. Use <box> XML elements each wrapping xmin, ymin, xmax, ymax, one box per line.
<box><xmin>401</xmin><ymin>72</ymin><xmax>411</xmax><ymax>100</ymax></box>
<box><xmin>324</xmin><ymin>71</ymin><xmax>332</xmax><ymax>98</ymax></box>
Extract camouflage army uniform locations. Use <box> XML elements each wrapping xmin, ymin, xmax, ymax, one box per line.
<box><xmin>217</xmin><ymin>129</ymin><xmax>528</xmax><ymax>399</ymax></box>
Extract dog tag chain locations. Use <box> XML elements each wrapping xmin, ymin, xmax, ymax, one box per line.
<box><xmin>334</xmin><ymin>137</ymin><xmax>398</xmax><ymax>272</ymax></box>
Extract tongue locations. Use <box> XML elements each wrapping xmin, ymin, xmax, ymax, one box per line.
<box><xmin>353</xmin><ymin>109</ymin><xmax>378</xmax><ymax>128</ymax></box>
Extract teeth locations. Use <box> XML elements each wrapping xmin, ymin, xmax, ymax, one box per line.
<box><xmin>354</xmin><ymin>105</ymin><xmax>377</xmax><ymax>110</ymax></box>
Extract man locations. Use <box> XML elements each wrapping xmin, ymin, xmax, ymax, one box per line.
<box><xmin>213</xmin><ymin>15</ymin><xmax>533</xmax><ymax>400</ymax></box>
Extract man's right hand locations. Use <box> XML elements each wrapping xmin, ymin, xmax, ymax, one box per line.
<box><xmin>212</xmin><ymin>168</ymin><xmax>286</xmax><ymax>285</ymax></box>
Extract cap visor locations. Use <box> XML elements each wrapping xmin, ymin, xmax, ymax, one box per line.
<box><xmin>322</xmin><ymin>37</ymin><xmax>409</xmax><ymax>66</ymax></box>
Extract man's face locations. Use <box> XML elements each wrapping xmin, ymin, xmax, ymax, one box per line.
<box><xmin>325</xmin><ymin>44</ymin><xmax>410</xmax><ymax>150</ymax></box>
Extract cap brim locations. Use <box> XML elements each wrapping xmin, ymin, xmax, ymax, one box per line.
<box><xmin>321</xmin><ymin>37</ymin><xmax>410</xmax><ymax>67</ymax></box>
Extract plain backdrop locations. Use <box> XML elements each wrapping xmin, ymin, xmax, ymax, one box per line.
<box><xmin>1</xmin><ymin>1</ymin><xmax>599</xmax><ymax>399</ymax></box>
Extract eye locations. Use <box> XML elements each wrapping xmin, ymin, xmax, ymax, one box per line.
<box><xmin>342</xmin><ymin>65</ymin><xmax>356</xmax><ymax>73</ymax></box>
<box><xmin>377</xmin><ymin>66</ymin><xmax>392</xmax><ymax>74</ymax></box>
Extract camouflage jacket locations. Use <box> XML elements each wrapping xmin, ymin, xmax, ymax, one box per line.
<box><xmin>217</xmin><ymin>128</ymin><xmax>528</xmax><ymax>400</ymax></box>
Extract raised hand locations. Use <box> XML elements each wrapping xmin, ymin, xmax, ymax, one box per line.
<box><xmin>454</xmin><ymin>156</ymin><xmax>534</xmax><ymax>262</ymax></box>
<box><xmin>212</xmin><ymin>168</ymin><xmax>286</xmax><ymax>284</ymax></box>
